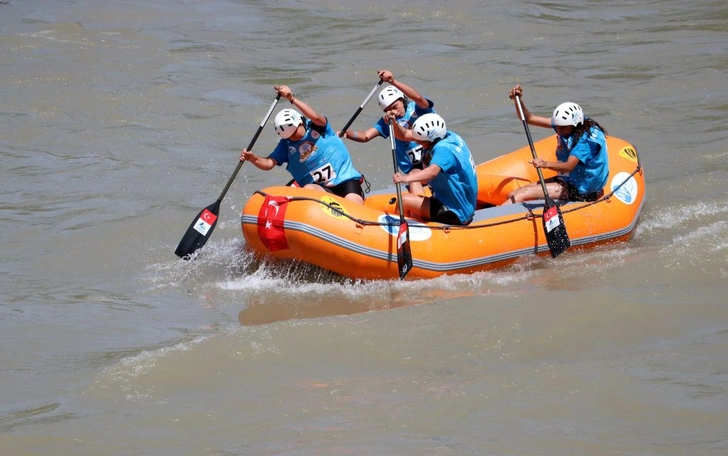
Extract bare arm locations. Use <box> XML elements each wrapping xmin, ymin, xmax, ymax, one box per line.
<box><xmin>343</xmin><ymin>127</ymin><xmax>381</xmax><ymax>143</ymax></box>
<box><xmin>276</xmin><ymin>85</ymin><xmax>327</xmax><ymax>127</ymax></box>
<box><xmin>531</xmin><ymin>155</ymin><xmax>579</xmax><ymax>173</ymax></box>
<box><xmin>509</xmin><ymin>85</ymin><xmax>551</xmax><ymax>128</ymax></box>
<box><xmin>379</xmin><ymin>69</ymin><xmax>431</xmax><ymax>110</ymax></box>
<box><xmin>394</xmin><ymin>164</ymin><xmax>441</xmax><ymax>184</ymax></box>
<box><xmin>240</xmin><ymin>149</ymin><xmax>277</xmax><ymax>171</ymax></box>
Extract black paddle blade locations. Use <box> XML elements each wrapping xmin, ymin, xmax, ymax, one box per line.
<box><xmin>174</xmin><ymin>201</ymin><xmax>221</xmax><ymax>259</ymax></box>
<box><xmin>542</xmin><ymin>202</ymin><xmax>571</xmax><ymax>258</ymax></box>
<box><xmin>396</xmin><ymin>221</ymin><xmax>413</xmax><ymax>280</ymax></box>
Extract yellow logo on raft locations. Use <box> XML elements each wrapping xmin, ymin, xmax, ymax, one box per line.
<box><xmin>619</xmin><ymin>146</ymin><xmax>638</xmax><ymax>163</ymax></box>
<box><xmin>320</xmin><ymin>196</ymin><xmax>348</xmax><ymax>219</ymax></box>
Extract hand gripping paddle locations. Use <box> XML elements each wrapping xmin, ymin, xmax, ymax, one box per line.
<box><xmin>514</xmin><ymin>95</ymin><xmax>570</xmax><ymax>258</ymax></box>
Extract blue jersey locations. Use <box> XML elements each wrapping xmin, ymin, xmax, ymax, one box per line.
<box><xmin>374</xmin><ymin>98</ymin><xmax>435</xmax><ymax>173</ymax></box>
<box><xmin>428</xmin><ymin>132</ymin><xmax>478</xmax><ymax>224</ymax></box>
<box><xmin>269</xmin><ymin>118</ymin><xmax>362</xmax><ymax>187</ymax></box>
<box><xmin>555</xmin><ymin>126</ymin><xmax>609</xmax><ymax>194</ymax></box>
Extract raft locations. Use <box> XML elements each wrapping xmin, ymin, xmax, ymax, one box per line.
<box><xmin>241</xmin><ymin>135</ymin><xmax>645</xmax><ymax>280</ymax></box>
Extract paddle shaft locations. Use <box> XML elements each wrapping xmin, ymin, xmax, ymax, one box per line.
<box><xmin>389</xmin><ymin>119</ymin><xmax>413</xmax><ymax>279</ymax></box>
<box><xmin>337</xmin><ymin>79</ymin><xmax>383</xmax><ymax>137</ymax></box>
<box><xmin>174</xmin><ymin>94</ymin><xmax>281</xmax><ymax>258</ymax></box>
<box><xmin>389</xmin><ymin>121</ymin><xmax>407</xmax><ymax>220</ymax></box>
<box><xmin>514</xmin><ymin>95</ymin><xmax>571</xmax><ymax>258</ymax></box>
<box><xmin>514</xmin><ymin>95</ymin><xmax>550</xmax><ymax>199</ymax></box>
<box><xmin>216</xmin><ymin>94</ymin><xmax>281</xmax><ymax>202</ymax></box>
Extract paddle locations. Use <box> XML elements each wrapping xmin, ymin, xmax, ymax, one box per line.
<box><xmin>338</xmin><ymin>78</ymin><xmax>384</xmax><ymax>137</ymax></box>
<box><xmin>174</xmin><ymin>94</ymin><xmax>281</xmax><ymax>259</ymax></box>
<box><xmin>389</xmin><ymin>119</ymin><xmax>413</xmax><ymax>279</ymax></box>
<box><xmin>284</xmin><ymin>79</ymin><xmax>384</xmax><ymax>187</ymax></box>
<box><xmin>514</xmin><ymin>95</ymin><xmax>571</xmax><ymax>258</ymax></box>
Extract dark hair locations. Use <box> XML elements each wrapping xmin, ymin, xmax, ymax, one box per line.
<box><xmin>572</xmin><ymin>117</ymin><xmax>607</xmax><ymax>139</ymax></box>
<box><xmin>392</xmin><ymin>96</ymin><xmax>409</xmax><ymax>113</ymax></box>
<box><xmin>308</xmin><ymin>117</ymin><xmax>328</xmax><ymax>137</ymax></box>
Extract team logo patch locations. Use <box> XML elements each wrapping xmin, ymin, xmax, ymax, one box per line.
<box><xmin>310</xmin><ymin>130</ymin><xmax>320</xmax><ymax>140</ymax></box>
<box><xmin>611</xmin><ymin>171</ymin><xmax>638</xmax><ymax>205</ymax></box>
<box><xmin>299</xmin><ymin>142</ymin><xmax>315</xmax><ymax>161</ymax></box>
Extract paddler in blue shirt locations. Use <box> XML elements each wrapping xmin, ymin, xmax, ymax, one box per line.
<box><xmin>342</xmin><ymin>69</ymin><xmax>435</xmax><ymax>195</ymax></box>
<box><xmin>241</xmin><ymin>85</ymin><xmax>365</xmax><ymax>205</ymax></box>
<box><xmin>390</xmin><ymin>113</ymin><xmax>478</xmax><ymax>225</ymax></box>
<box><xmin>501</xmin><ymin>84</ymin><xmax>609</xmax><ymax>205</ymax></box>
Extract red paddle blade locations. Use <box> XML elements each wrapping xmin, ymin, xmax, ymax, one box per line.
<box><xmin>542</xmin><ymin>203</ymin><xmax>570</xmax><ymax>258</ymax></box>
<box><xmin>175</xmin><ymin>201</ymin><xmax>221</xmax><ymax>259</ymax></box>
<box><xmin>397</xmin><ymin>221</ymin><xmax>413</xmax><ymax>280</ymax></box>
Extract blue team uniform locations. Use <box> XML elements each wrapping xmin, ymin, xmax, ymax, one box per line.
<box><xmin>374</xmin><ymin>98</ymin><xmax>435</xmax><ymax>173</ymax></box>
<box><xmin>428</xmin><ymin>131</ymin><xmax>478</xmax><ymax>225</ymax></box>
<box><xmin>269</xmin><ymin>118</ymin><xmax>362</xmax><ymax>188</ymax></box>
<box><xmin>555</xmin><ymin>126</ymin><xmax>609</xmax><ymax>195</ymax></box>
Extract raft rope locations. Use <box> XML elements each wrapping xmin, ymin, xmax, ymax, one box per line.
<box><xmin>560</xmin><ymin>152</ymin><xmax>643</xmax><ymax>216</ymax></box>
<box><xmin>253</xmin><ymin>161</ymin><xmax>642</xmax><ymax>233</ymax></box>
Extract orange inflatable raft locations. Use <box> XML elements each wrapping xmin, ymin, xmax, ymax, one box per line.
<box><xmin>241</xmin><ymin>135</ymin><xmax>645</xmax><ymax>280</ymax></box>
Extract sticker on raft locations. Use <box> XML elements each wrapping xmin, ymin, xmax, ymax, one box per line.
<box><xmin>619</xmin><ymin>146</ymin><xmax>638</xmax><ymax>163</ymax></box>
<box><xmin>378</xmin><ymin>214</ymin><xmax>432</xmax><ymax>242</ymax></box>
<box><xmin>320</xmin><ymin>196</ymin><xmax>348</xmax><ymax>219</ymax></box>
<box><xmin>611</xmin><ymin>171</ymin><xmax>638</xmax><ymax>205</ymax></box>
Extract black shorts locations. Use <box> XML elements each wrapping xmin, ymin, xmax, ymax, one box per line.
<box><xmin>319</xmin><ymin>178</ymin><xmax>365</xmax><ymax>200</ymax></box>
<box><xmin>429</xmin><ymin>197</ymin><xmax>466</xmax><ymax>225</ymax></box>
<box><xmin>563</xmin><ymin>182</ymin><xmax>602</xmax><ymax>202</ymax></box>
<box><xmin>551</xmin><ymin>177</ymin><xmax>602</xmax><ymax>202</ymax></box>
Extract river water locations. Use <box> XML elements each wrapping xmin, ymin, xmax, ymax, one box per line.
<box><xmin>1</xmin><ymin>1</ymin><xmax>727</xmax><ymax>454</ymax></box>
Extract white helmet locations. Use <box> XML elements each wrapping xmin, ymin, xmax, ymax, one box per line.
<box><xmin>551</xmin><ymin>102</ymin><xmax>583</xmax><ymax>127</ymax></box>
<box><xmin>412</xmin><ymin>113</ymin><xmax>447</xmax><ymax>142</ymax></box>
<box><xmin>274</xmin><ymin>109</ymin><xmax>303</xmax><ymax>139</ymax></box>
<box><xmin>378</xmin><ymin>86</ymin><xmax>405</xmax><ymax>111</ymax></box>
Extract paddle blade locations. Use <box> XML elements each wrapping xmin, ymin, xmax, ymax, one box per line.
<box><xmin>396</xmin><ymin>220</ymin><xmax>413</xmax><ymax>280</ymax></box>
<box><xmin>174</xmin><ymin>201</ymin><xmax>221</xmax><ymax>259</ymax></box>
<box><xmin>542</xmin><ymin>202</ymin><xmax>571</xmax><ymax>258</ymax></box>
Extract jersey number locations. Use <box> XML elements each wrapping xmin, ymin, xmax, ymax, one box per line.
<box><xmin>406</xmin><ymin>145</ymin><xmax>423</xmax><ymax>165</ymax></box>
<box><xmin>310</xmin><ymin>163</ymin><xmax>336</xmax><ymax>185</ymax></box>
